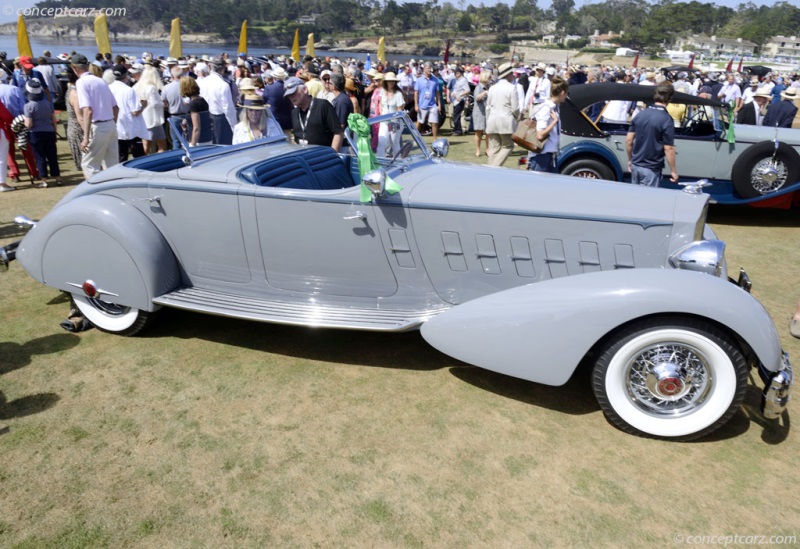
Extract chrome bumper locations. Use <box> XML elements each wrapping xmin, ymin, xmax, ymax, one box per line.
<box><xmin>761</xmin><ymin>352</ymin><xmax>793</xmax><ymax>420</ymax></box>
<box><xmin>0</xmin><ymin>240</ymin><xmax>18</xmax><ymax>272</ymax></box>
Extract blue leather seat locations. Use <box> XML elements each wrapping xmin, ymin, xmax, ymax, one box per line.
<box><xmin>240</xmin><ymin>147</ymin><xmax>356</xmax><ymax>190</ymax></box>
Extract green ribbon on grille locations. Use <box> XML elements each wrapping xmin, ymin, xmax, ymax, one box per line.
<box><xmin>726</xmin><ymin>101</ymin><xmax>736</xmax><ymax>144</ymax></box>
<box><xmin>347</xmin><ymin>113</ymin><xmax>403</xmax><ymax>203</ymax></box>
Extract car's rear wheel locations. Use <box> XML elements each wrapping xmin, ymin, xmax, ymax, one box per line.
<box><xmin>592</xmin><ymin>317</ymin><xmax>747</xmax><ymax>440</ymax></box>
<box><xmin>731</xmin><ymin>141</ymin><xmax>800</xmax><ymax>198</ymax></box>
<box><xmin>560</xmin><ymin>158</ymin><xmax>616</xmax><ymax>181</ymax></box>
<box><xmin>72</xmin><ymin>294</ymin><xmax>153</xmax><ymax>336</ymax></box>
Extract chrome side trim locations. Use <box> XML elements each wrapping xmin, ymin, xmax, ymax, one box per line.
<box><xmin>153</xmin><ymin>287</ymin><xmax>449</xmax><ymax>332</ymax></box>
<box><xmin>762</xmin><ymin>352</ymin><xmax>793</xmax><ymax>420</ymax></box>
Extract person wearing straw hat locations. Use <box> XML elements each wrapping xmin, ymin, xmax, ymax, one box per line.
<box><xmin>377</xmin><ymin>72</ymin><xmax>405</xmax><ymax>157</ymax></box>
<box><xmin>233</xmin><ymin>94</ymin><xmax>270</xmax><ymax>144</ymax></box>
<box><xmin>737</xmin><ymin>88</ymin><xmax>771</xmax><ymax>126</ymax></box>
<box><xmin>762</xmin><ymin>87</ymin><xmax>798</xmax><ymax>128</ymax></box>
<box><xmin>485</xmin><ymin>62</ymin><xmax>519</xmax><ymax>167</ymax></box>
<box><xmin>23</xmin><ymin>78</ymin><xmax>62</xmax><ymax>187</ymax></box>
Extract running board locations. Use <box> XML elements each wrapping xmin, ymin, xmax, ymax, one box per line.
<box><xmin>153</xmin><ymin>287</ymin><xmax>448</xmax><ymax>332</ymax></box>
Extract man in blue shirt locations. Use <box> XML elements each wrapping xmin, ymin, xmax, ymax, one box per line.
<box><xmin>625</xmin><ymin>83</ymin><xmax>678</xmax><ymax>187</ymax></box>
<box><xmin>414</xmin><ymin>62</ymin><xmax>441</xmax><ymax>139</ymax></box>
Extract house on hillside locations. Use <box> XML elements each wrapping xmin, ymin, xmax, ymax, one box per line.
<box><xmin>673</xmin><ymin>35</ymin><xmax>756</xmax><ymax>57</ymax></box>
<box><xmin>763</xmin><ymin>35</ymin><xmax>800</xmax><ymax>60</ymax></box>
<box><xmin>297</xmin><ymin>13</ymin><xmax>321</xmax><ymax>24</ymax></box>
<box><xmin>590</xmin><ymin>30</ymin><xmax>622</xmax><ymax>48</ymax></box>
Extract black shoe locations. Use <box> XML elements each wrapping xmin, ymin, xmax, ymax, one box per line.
<box><xmin>452</xmin><ymin>131</ymin><xmax>463</xmax><ymax>136</ymax></box>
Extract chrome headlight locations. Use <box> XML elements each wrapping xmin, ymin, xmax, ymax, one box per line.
<box><xmin>669</xmin><ymin>240</ymin><xmax>726</xmax><ymax>276</ymax></box>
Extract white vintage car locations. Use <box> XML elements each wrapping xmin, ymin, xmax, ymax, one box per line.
<box><xmin>1</xmin><ymin>111</ymin><xmax>792</xmax><ymax>441</ymax></box>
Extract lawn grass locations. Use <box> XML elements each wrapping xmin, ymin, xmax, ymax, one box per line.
<box><xmin>0</xmin><ymin>125</ymin><xmax>798</xmax><ymax>546</ymax></box>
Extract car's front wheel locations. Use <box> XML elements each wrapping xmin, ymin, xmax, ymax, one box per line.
<box><xmin>592</xmin><ymin>317</ymin><xmax>747</xmax><ymax>440</ymax></box>
<box><xmin>731</xmin><ymin>141</ymin><xmax>800</xmax><ymax>198</ymax></box>
<box><xmin>560</xmin><ymin>158</ymin><xmax>616</xmax><ymax>181</ymax></box>
<box><xmin>72</xmin><ymin>294</ymin><xmax>153</xmax><ymax>336</ymax></box>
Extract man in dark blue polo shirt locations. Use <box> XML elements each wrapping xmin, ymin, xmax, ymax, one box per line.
<box><xmin>625</xmin><ymin>82</ymin><xmax>678</xmax><ymax>187</ymax></box>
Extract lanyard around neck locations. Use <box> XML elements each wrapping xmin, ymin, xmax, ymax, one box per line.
<box><xmin>298</xmin><ymin>98</ymin><xmax>315</xmax><ymax>136</ymax></box>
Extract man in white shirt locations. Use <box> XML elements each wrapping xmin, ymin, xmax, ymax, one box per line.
<box><xmin>717</xmin><ymin>73</ymin><xmax>742</xmax><ymax>110</ymax></box>
<box><xmin>523</xmin><ymin>63</ymin><xmax>552</xmax><ymax>114</ymax></box>
<box><xmin>72</xmin><ymin>53</ymin><xmax>119</xmax><ymax>179</ymax></box>
<box><xmin>107</xmin><ymin>65</ymin><xmax>148</xmax><ymax>161</ymax></box>
<box><xmin>199</xmin><ymin>57</ymin><xmax>236</xmax><ymax>145</ymax></box>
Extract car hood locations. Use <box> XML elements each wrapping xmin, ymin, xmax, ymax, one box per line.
<box><xmin>402</xmin><ymin>161</ymin><xmax>697</xmax><ymax>227</ymax></box>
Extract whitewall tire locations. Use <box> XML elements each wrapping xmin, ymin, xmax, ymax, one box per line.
<box><xmin>593</xmin><ymin>317</ymin><xmax>748</xmax><ymax>440</ymax></box>
<box><xmin>72</xmin><ymin>294</ymin><xmax>153</xmax><ymax>336</ymax></box>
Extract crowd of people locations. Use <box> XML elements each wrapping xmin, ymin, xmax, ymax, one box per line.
<box><xmin>1</xmin><ymin>47</ymin><xmax>799</xmax><ymax>193</ymax></box>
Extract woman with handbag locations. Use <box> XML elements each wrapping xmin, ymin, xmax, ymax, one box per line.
<box><xmin>526</xmin><ymin>77</ymin><xmax>568</xmax><ymax>174</ymax></box>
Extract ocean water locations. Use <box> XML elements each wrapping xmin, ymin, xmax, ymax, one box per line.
<box><xmin>0</xmin><ymin>34</ymin><xmax>431</xmax><ymax>63</ymax></box>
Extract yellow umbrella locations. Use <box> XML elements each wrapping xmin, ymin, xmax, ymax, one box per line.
<box><xmin>291</xmin><ymin>29</ymin><xmax>300</xmax><ymax>62</ymax></box>
<box><xmin>238</xmin><ymin>20</ymin><xmax>247</xmax><ymax>56</ymax></box>
<box><xmin>306</xmin><ymin>33</ymin><xmax>315</xmax><ymax>58</ymax></box>
<box><xmin>377</xmin><ymin>36</ymin><xmax>386</xmax><ymax>64</ymax></box>
<box><xmin>170</xmin><ymin>18</ymin><xmax>182</xmax><ymax>59</ymax></box>
<box><xmin>94</xmin><ymin>13</ymin><xmax>112</xmax><ymax>55</ymax></box>
<box><xmin>17</xmin><ymin>15</ymin><xmax>32</xmax><ymax>58</ymax></box>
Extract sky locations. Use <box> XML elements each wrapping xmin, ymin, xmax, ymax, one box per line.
<box><xmin>0</xmin><ymin>0</ymin><xmax>777</xmax><ymax>25</ymax></box>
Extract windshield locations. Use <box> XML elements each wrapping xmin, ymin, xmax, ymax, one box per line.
<box><xmin>345</xmin><ymin>112</ymin><xmax>430</xmax><ymax>163</ymax></box>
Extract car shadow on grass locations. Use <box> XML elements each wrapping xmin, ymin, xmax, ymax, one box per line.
<box><xmin>449</xmin><ymin>362</ymin><xmax>599</xmax><ymax>416</ymax></box>
<box><xmin>143</xmin><ymin>308</ymin><xmax>452</xmax><ymax>371</ymax></box>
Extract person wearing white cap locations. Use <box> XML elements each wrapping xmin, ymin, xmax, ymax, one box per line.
<box><xmin>72</xmin><ymin>53</ymin><xmax>119</xmax><ymax>179</ymax></box>
<box><xmin>523</xmin><ymin>62</ymin><xmax>551</xmax><ymax>117</ymax></box>
<box><xmin>485</xmin><ymin>62</ymin><xmax>519</xmax><ymax>167</ymax></box>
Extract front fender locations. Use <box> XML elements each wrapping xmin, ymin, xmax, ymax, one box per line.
<box><xmin>421</xmin><ymin>269</ymin><xmax>782</xmax><ymax>386</ymax></box>
<box><xmin>17</xmin><ymin>194</ymin><xmax>180</xmax><ymax>311</ymax></box>
<box><xmin>558</xmin><ymin>141</ymin><xmax>624</xmax><ymax>181</ymax></box>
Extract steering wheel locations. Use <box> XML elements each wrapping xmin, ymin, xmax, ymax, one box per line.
<box><xmin>390</xmin><ymin>142</ymin><xmax>413</xmax><ymax>164</ymax></box>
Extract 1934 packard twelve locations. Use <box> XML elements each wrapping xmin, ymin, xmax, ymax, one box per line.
<box><xmin>1</xmin><ymin>111</ymin><xmax>792</xmax><ymax>441</ymax></box>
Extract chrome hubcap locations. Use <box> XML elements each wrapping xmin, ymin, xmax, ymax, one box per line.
<box><xmin>572</xmin><ymin>169</ymin><xmax>602</xmax><ymax>179</ymax></box>
<box><xmin>751</xmin><ymin>158</ymin><xmax>787</xmax><ymax>194</ymax></box>
<box><xmin>627</xmin><ymin>343</ymin><xmax>712</xmax><ymax>416</ymax></box>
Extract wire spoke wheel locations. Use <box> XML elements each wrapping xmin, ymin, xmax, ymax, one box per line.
<box><xmin>750</xmin><ymin>157</ymin><xmax>788</xmax><ymax>195</ymax></box>
<box><xmin>593</xmin><ymin>317</ymin><xmax>748</xmax><ymax>440</ymax></box>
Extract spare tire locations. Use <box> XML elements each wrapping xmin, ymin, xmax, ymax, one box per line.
<box><xmin>560</xmin><ymin>157</ymin><xmax>616</xmax><ymax>181</ymax></box>
<box><xmin>730</xmin><ymin>141</ymin><xmax>800</xmax><ymax>199</ymax></box>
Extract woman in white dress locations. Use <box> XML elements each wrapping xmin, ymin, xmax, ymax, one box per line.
<box><xmin>133</xmin><ymin>65</ymin><xmax>167</xmax><ymax>154</ymax></box>
<box><xmin>377</xmin><ymin>72</ymin><xmax>406</xmax><ymax>157</ymax></box>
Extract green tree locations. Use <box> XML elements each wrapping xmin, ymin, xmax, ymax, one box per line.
<box><xmin>457</xmin><ymin>13</ymin><xmax>472</xmax><ymax>32</ymax></box>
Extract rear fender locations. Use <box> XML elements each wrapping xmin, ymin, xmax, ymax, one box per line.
<box><xmin>558</xmin><ymin>141</ymin><xmax>624</xmax><ymax>181</ymax></box>
<box><xmin>421</xmin><ymin>269</ymin><xmax>781</xmax><ymax>386</ymax></box>
<box><xmin>17</xmin><ymin>194</ymin><xmax>180</xmax><ymax>311</ymax></box>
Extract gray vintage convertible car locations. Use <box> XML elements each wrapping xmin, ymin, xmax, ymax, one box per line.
<box><xmin>557</xmin><ymin>83</ymin><xmax>800</xmax><ymax>207</ymax></box>
<box><xmin>1</xmin><ymin>111</ymin><xmax>792</xmax><ymax>441</ymax></box>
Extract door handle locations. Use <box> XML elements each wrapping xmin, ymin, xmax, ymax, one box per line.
<box><xmin>343</xmin><ymin>211</ymin><xmax>366</xmax><ymax>221</ymax></box>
